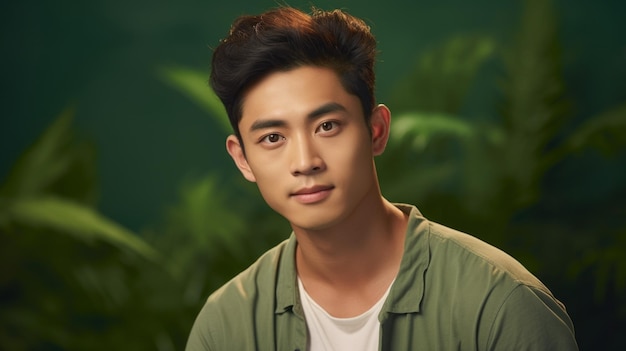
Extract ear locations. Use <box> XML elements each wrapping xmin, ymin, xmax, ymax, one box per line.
<box><xmin>226</xmin><ymin>135</ymin><xmax>257</xmax><ymax>182</ymax></box>
<box><xmin>370</xmin><ymin>104</ymin><xmax>392</xmax><ymax>156</ymax></box>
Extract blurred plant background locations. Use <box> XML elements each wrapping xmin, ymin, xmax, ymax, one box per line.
<box><xmin>1</xmin><ymin>0</ymin><xmax>625</xmax><ymax>349</ymax></box>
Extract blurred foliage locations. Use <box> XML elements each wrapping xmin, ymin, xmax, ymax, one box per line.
<box><xmin>388</xmin><ymin>35</ymin><xmax>495</xmax><ymax>114</ymax></box>
<box><xmin>0</xmin><ymin>108</ymin><xmax>98</xmax><ymax>206</ymax></box>
<box><xmin>143</xmin><ymin>173</ymin><xmax>289</xmax><ymax>306</ymax></box>
<box><xmin>158</xmin><ymin>66</ymin><xmax>231</xmax><ymax>134</ymax></box>
<box><xmin>0</xmin><ymin>110</ymin><xmax>182</xmax><ymax>350</ymax></box>
<box><xmin>1</xmin><ymin>0</ymin><xmax>625</xmax><ymax>349</ymax></box>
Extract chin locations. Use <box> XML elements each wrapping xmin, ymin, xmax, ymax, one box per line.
<box><xmin>288</xmin><ymin>211</ymin><xmax>343</xmax><ymax>232</ymax></box>
<box><xmin>272</xmin><ymin>199</ymin><xmax>349</xmax><ymax>231</ymax></box>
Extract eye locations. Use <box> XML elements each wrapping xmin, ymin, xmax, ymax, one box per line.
<box><xmin>317</xmin><ymin>121</ymin><xmax>340</xmax><ymax>134</ymax></box>
<box><xmin>321</xmin><ymin>121</ymin><xmax>334</xmax><ymax>131</ymax></box>
<box><xmin>260</xmin><ymin>133</ymin><xmax>284</xmax><ymax>144</ymax></box>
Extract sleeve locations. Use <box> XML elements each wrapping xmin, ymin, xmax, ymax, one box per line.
<box><xmin>486</xmin><ymin>284</ymin><xmax>579</xmax><ymax>350</ymax></box>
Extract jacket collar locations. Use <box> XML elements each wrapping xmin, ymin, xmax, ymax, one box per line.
<box><xmin>274</xmin><ymin>204</ymin><xmax>430</xmax><ymax>317</ymax></box>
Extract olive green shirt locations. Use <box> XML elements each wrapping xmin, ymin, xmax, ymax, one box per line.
<box><xmin>187</xmin><ymin>204</ymin><xmax>578</xmax><ymax>350</ymax></box>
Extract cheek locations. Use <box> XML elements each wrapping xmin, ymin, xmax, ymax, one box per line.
<box><xmin>324</xmin><ymin>137</ymin><xmax>373</xmax><ymax>179</ymax></box>
<box><xmin>249</xmin><ymin>163</ymin><xmax>280</xmax><ymax>189</ymax></box>
<box><xmin>247</xmin><ymin>157</ymin><xmax>286</xmax><ymax>202</ymax></box>
<box><xmin>331</xmin><ymin>131</ymin><xmax>372</xmax><ymax>163</ymax></box>
<box><xmin>246</xmin><ymin>149</ymin><xmax>281</xmax><ymax>176</ymax></box>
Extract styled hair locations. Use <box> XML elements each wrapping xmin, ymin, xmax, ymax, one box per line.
<box><xmin>210</xmin><ymin>7</ymin><xmax>378</xmax><ymax>141</ymax></box>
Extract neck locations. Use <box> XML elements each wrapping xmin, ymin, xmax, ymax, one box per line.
<box><xmin>294</xmin><ymin>193</ymin><xmax>407</xmax><ymax>290</ymax></box>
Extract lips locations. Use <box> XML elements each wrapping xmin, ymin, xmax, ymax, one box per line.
<box><xmin>290</xmin><ymin>185</ymin><xmax>334</xmax><ymax>204</ymax></box>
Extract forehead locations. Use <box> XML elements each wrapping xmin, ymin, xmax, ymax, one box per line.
<box><xmin>239</xmin><ymin>66</ymin><xmax>359</xmax><ymax>128</ymax></box>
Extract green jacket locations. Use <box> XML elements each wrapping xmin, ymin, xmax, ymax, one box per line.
<box><xmin>187</xmin><ymin>204</ymin><xmax>578</xmax><ymax>350</ymax></box>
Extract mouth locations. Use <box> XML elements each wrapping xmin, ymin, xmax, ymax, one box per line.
<box><xmin>290</xmin><ymin>185</ymin><xmax>335</xmax><ymax>204</ymax></box>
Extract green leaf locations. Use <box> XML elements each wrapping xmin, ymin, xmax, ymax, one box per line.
<box><xmin>389</xmin><ymin>111</ymin><xmax>503</xmax><ymax>152</ymax></box>
<box><xmin>158</xmin><ymin>66</ymin><xmax>231</xmax><ymax>133</ymax></box>
<box><xmin>0</xmin><ymin>108</ymin><xmax>98</xmax><ymax>204</ymax></box>
<box><xmin>3</xmin><ymin>196</ymin><xmax>158</xmax><ymax>261</ymax></box>
<box><xmin>167</xmin><ymin>175</ymin><xmax>246</xmax><ymax>251</ymax></box>
<box><xmin>566</xmin><ymin>104</ymin><xmax>626</xmax><ymax>155</ymax></box>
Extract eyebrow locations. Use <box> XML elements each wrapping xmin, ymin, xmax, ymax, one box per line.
<box><xmin>308</xmin><ymin>102</ymin><xmax>346</xmax><ymax>119</ymax></box>
<box><xmin>248</xmin><ymin>102</ymin><xmax>347</xmax><ymax>132</ymax></box>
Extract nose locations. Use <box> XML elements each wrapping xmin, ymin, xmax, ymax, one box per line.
<box><xmin>290</xmin><ymin>135</ymin><xmax>326</xmax><ymax>176</ymax></box>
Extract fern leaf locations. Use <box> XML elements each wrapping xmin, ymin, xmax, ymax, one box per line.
<box><xmin>4</xmin><ymin>196</ymin><xmax>158</xmax><ymax>261</ymax></box>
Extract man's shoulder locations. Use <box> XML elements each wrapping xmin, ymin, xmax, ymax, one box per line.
<box><xmin>423</xmin><ymin>219</ymin><xmax>545</xmax><ymax>290</ymax></box>
<box><xmin>415</xmin><ymin>218</ymin><xmax>577</xmax><ymax>349</ymax></box>
<box><xmin>206</xmin><ymin>238</ymin><xmax>290</xmax><ymax>308</ymax></box>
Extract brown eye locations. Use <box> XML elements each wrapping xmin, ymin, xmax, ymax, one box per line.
<box><xmin>321</xmin><ymin>122</ymin><xmax>334</xmax><ymax>131</ymax></box>
<box><xmin>260</xmin><ymin>133</ymin><xmax>284</xmax><ymax>144</ymax></box>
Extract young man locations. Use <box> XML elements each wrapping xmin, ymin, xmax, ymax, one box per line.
<box><xmin>187</xmin><ymin>7</ymin><xmax>578</xmax><ymax>351</ymax></box>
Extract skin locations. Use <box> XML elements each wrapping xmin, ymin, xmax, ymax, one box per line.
<box><xmin>226</xmin><ymin>66</ymin><xmax>408</xmax><ymax>318</ymax></box>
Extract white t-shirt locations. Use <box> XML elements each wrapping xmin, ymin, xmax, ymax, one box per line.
<box><xmin>298</xmin><ymin>278</ymin><xmax>392</xmax><ymax>351</ymax></box>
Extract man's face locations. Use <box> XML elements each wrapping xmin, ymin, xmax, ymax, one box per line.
<box><xmin>226</xmin><ymin>66</ymin><xmax>388</xmax><ymax>231</ymax></box>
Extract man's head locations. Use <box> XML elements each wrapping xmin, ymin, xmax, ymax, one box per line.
<box><xmin>210</xmin><ymin>7</ymin><xmax>377</xmax><ymax>143</ymax></box>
